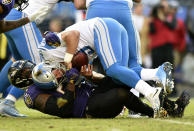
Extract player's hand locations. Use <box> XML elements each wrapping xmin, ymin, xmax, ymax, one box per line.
<box><xmin>44</xmin><ymin>31</ymin><xmax>61</xmax><ymax>47</ymax></box>
<box><xmin>28</xmin><ymin>6</ymin><xmax>50</xmax><ymax>24</ymax></box>
<box><xmin>80</xmin><ymin>64</ymin><xmax>93</xmax><ymax>79</ymax></box>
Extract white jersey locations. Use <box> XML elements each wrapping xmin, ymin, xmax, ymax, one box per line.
<box><xmin>59</xmin><ymin>17</ymin><xmax>99</xmax><ymax>61</ymax></box>
<box><xmin>40</xmin><ymin>46</ymin><xmax>67</xmax><ymax>63</ymax></box>
<box><xmin>65</xmin><ymin>18</ymin><xmax>99</xmax><ymax>51</ymax></box>
<box><xmin>86</xmin><ymin>0</ymin><xmax>133</xmax><ymax>8</ymax></box>
<box><xmin>41</xmin><ymin>18</ymin><xmax>100</xmax><ymax>63</ymax></box>
<box><xmin>22</xmin><ymin>0</ymin><xmax>58</xmax><ymax>16</ymax></box>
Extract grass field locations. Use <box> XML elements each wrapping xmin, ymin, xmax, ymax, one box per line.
<box><xmin>0</xmin><ymin>98</ymin><xmax>194</xmax><ymax>131</ymax></box>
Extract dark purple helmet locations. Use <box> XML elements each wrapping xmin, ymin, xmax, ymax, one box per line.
<box><xmin>8</xmin><ymin>60</ymin><xmax>35</xmax><ymax>89</ymax></box>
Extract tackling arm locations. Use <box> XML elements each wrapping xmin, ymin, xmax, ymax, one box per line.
<box><xmin>0</xmin><ymin>18</ymin><xmax>29</xmax><ymax>33</ymax></box>
<box><xmin>0</xmin><ymin>6</ymin><xmax>49</xmax><ymax>33</ymax></box>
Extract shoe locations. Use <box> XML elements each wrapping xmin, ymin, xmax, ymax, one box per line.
<box><xmin>174</xmin><ymin>90</ymin><xmax>190</xmax><ymax>117</ymax></box>
<box><xmin>155</xmin><ymin>62</ymin><xmax>174</xmax><ymax>94</ymax></box>
<box><xmin>0</xmin><ymin>99</ymin><xmax>27</xmax><ymax>117</ymax></box>
<box><xmin>145</xmin><ymin>87</ymin><xmax>165</xmax><ymax>118</ymax></box>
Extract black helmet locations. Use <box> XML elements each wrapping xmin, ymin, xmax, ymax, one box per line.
<box><xmin>15</xmin><ymin>0</ymin><xmax>29</xmax><ymax>11</ymax></box>
<box><xmin>8</xmin><ymin>60</ymin><xmax>35</xmax><ymax>89</ymax></box>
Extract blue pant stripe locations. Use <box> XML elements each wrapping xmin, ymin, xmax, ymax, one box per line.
<box><xmin>22</xmin><ymin>13</ymin><xmax>41</xmax><ymax>63</ymax></box>
<box><xmin>22</xmin><ymin>13</ymin><xmax>36</xmax><ymax>63</ymax></box>
<box><xmin>98</xmin><ymin>19</ymin><xmax>117</xmax><ymax>63</ymax></box>
<box><xmin>29</xmin><ymin>22</ymin><xmax>42</xmax><ymax>63</ymax></box>
<box><xmin>94</xmin><ymin>20</ymin><xmax>115</xmax><ymax>67</ymax></box>
<box><xmin>94</xmin><ymin>25</ymin><xmax>109</xmax><ymax>67</ymax></box>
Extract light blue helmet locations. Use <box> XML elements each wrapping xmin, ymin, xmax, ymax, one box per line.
<box><xmin>32</xmin><ymin>63</ymin><xmax>58</xmax><ymax>89</ymax></box>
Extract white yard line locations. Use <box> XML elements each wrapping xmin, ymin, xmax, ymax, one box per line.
<box><xmin>155</xmin><ymin>119</ymin><xmax>194</xmax><ymax>126</ymax></box>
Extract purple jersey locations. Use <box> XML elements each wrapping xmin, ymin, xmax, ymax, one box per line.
<box><xmin>24</xmin><ymin>85</ymin><xmax>63</xmax><ymax>109</ymax></box>
<box><xmin>0</xmin><ymin>0</ymin><xmax>15</xmax><ymax>20</ymax></box>
<box><xmin>24</xmin><ymin>81</ymin><xmax>94</xmax><ymax>118</ymax></box>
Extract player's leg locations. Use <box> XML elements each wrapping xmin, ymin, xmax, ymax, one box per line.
<box><xmin>86</xmin><ymin>87</ymin><xmax>153</xmax><ymax>118</ymax></box>
<box><xmin>0</xmin><ymin>59</ymin><xmax>13</xmax><ymax>93</ymax></box>
<box><xmin>93</xmin><ymin>18</ymin><xmax>163</xmax><ymax>116</ymax></box>
<box><xmin>0</xmin><ymin>36</ymin><xmax>26</xmax><ymax>117</ymax></box>
<box><xmin>0</xmin><ymin>35</ymin><xmax>26</xmax><ymax>116</ymax></box>
<box><xmin>163</xmin><ymin>90</ymin><xmax>190</xmax><ymax>117</ymax></box>
<box><xmin>94</xmin><ymin>18</ymin><xmax>138</xmax><ymax>87</ymax></box>
<box><xmin>86</xmin><ymin>88</ymin><xmax>126</xmax><ymax>118</ymax></box>
<box><xmin>86</xmin><ymin>1</ymin><xmax>173</xmax><ymax>91</ymax></box>
<box><xmin>124</xmin><ymin>90</ymin><xmax>154</xmax><ymax>117</ymax></box>
<box><xmin>2</xmin><ymin>86</ymin><xmax>12</xmax><ymax>98</ymax></box>
<box><xmin>0</xmin><ymin>9</ymin><xmax>43</xmax><ymax>117</ymax></box>
<box><xmin>86</xmin><ymin>0</ymin><xmax>142</xmax><ymax>68</ymax></box>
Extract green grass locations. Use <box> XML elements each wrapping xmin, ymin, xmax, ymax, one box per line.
<box><xmin>0</xmin><ymin>99</ymin><xmax>194</xmax><ymax>131</ymax></box>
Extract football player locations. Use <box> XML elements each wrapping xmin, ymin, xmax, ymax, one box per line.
<box><xmin>73</xmin><ymin>0</ymin><xmax>175</xmax><ymax>116</ymax></box>
<box><xmin>0</xmin><ymin>0</ymin><xmax>72</xmax><ymax>117</ymax></box>
<box><xmin>44</xmin><ymin>17</ymin><xmax>174</xmax><ymax>117</ymax></box>
<box><xmin>0</xmin><ymin>0</ymin><xmax>49</xmax><ymax>33</ymax></box>
<box><xmin>8</xmin><ymin>60</ymin><xmax>190</xmax><ymax>118</ymax></box>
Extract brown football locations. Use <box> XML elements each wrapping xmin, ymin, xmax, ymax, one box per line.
<box><xmin>72</xmin><ymin>52</ymin><xmax>89</xmax><ymax>71</ymax></box>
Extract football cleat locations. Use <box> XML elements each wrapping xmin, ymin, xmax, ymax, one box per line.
<box><xmin>174</xmin><ymin>90</ymin><xmax>190</xmax><ymax>117</ymax></box>
<box><xmin>145</xmin><ymin>87</ymin><xmax>165</xmax><ymax>118</ymax></box>
<box><xmin>0</xmin><ymin>100</ymin><xmax>27</xmax><ymax>117</ymax></box>
<box><xmin>164</xmin><ymin>90</ymin><xmax>190</xmax><ymax>118</ymax></box>
<box><xmin>155</xmin><ymin>62</ymin><xmax>174</xmax><ymax>94</ymax></box>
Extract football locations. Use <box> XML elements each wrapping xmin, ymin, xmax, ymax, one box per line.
<box><xmin>72</xmin><ymin>52</ymin><xmax>89</xmax><ymax>71</ymax></box>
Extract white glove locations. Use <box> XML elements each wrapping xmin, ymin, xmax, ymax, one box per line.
<box><xmin>28</xmin><ymin>6</ymin><xmax>50</xmax><ymax>24</ymax></box>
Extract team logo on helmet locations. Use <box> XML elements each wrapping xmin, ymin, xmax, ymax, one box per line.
<box><xmin>2</xmin><ymin>0</ymin><xmax>12</xmax><ymax>5</ymax></box>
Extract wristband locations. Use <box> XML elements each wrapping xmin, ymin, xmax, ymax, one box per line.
<box><xmin>64</xmin><ymin>53</ymin><xmax>73</xmax><ymax>63</ymax></box>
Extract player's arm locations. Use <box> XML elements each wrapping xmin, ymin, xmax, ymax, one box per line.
<box><xmin>33</xmin><ymin>83</ymin><xmax>75</xmax><ymax>118</ymax></box>
<box><xmin>0</xmin><ymin>18</ymin><xmax>30</xmax><ymax>33</ymax></box>
<box><xmin>73</xmin><ymin>0</ymin><xmax>86</xmax><ymax>9</ymax></box>
<box><xmin>59</xmin><ymin>30</ymin><xmax>80</xmax><ymax>67</ymax></box>
<box><xmin>0</xmin><ymin>6</ymin><xmax>49</xmax><ymax>33</ymax></box>
<box><xmin>61</xmin><ymin>30</ymin><xmax>80</xmax><ymax>54</ymax></box>
<box><xmin>132</xmin><ymin>0</ymin><xmax>141</xmax><ymax>3</ymax></box>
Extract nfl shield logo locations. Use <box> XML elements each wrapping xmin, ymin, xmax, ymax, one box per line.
<box><xmin>2</xmin><ymin>0</ymin><xmax>12</xmax><ymax>5</ymax></box>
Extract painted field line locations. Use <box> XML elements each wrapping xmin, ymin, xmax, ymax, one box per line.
<box><xmin>155</xmin><ymin>119</ymin><xmax>194</xmax><ymax>126</ymax></box>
